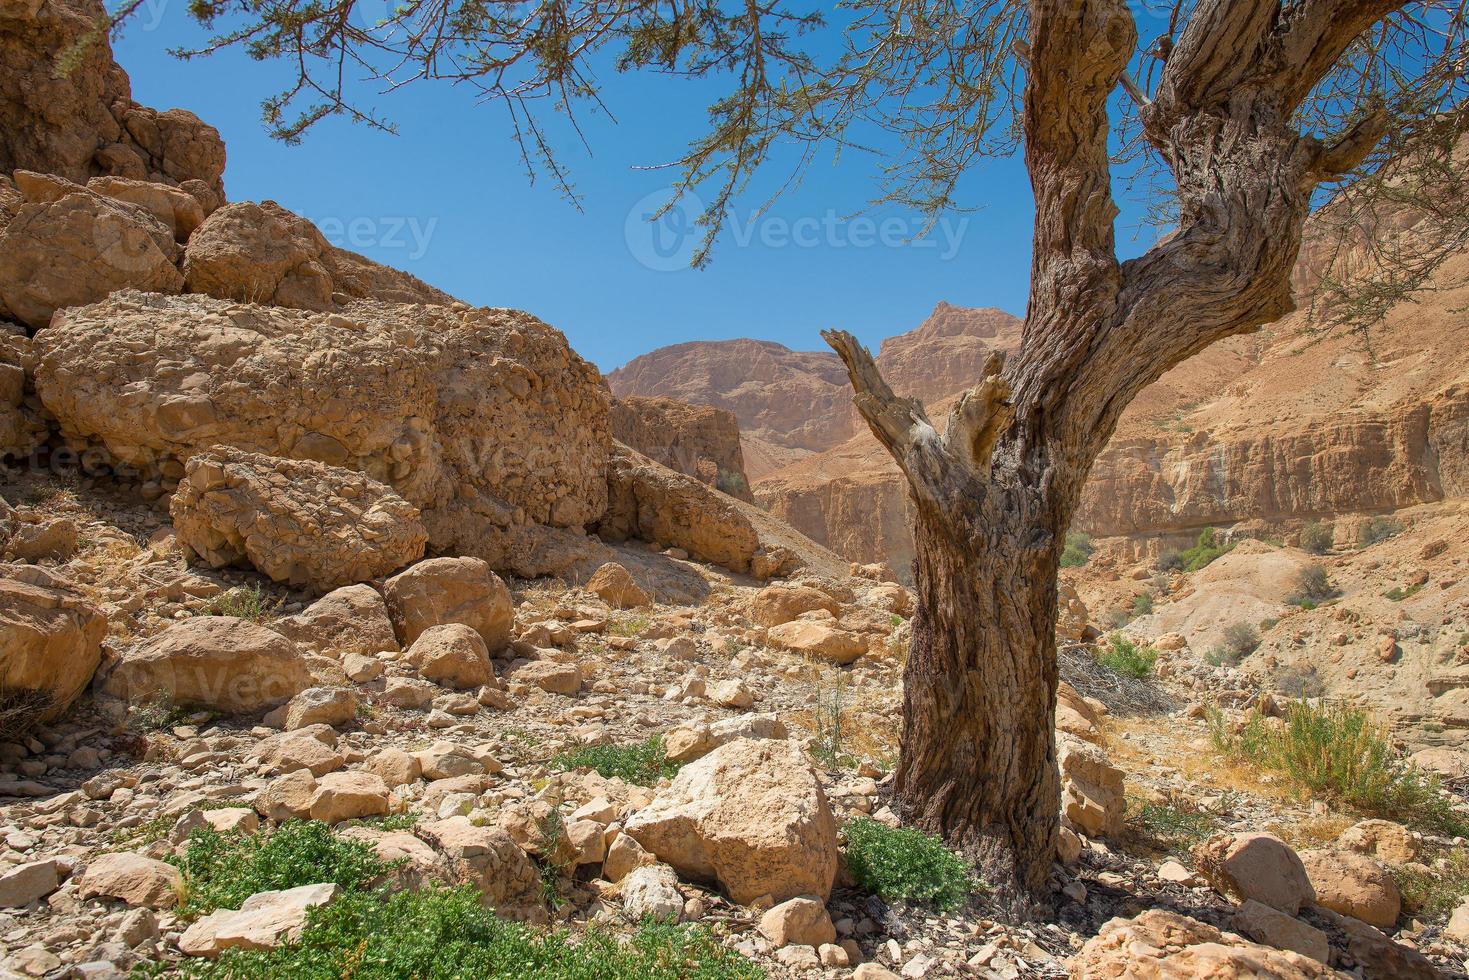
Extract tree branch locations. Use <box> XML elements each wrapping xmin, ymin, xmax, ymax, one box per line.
<box><xmin>1308</xmin><ymin>105</ymin><xmax>1392</xmax><ymax>180</ymax></box>
<box><xmin>941</xmin><ymin>352</ymin><xmax>1013</xmax><ymax>476</ymax></box>
<box><xmin>821</xmin><ymin>329</ymin><xmax>936</xmax><ymax>460</ymax></box>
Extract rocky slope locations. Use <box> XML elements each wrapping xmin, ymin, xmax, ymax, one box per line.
<box><xmin>610</xmin><ymin>396</ymin><xmax>754</xmax><ymax>502</ymax></box>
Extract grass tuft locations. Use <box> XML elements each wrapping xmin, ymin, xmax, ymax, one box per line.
<box><xmin>1209</xmin><ymin>700</ymin><xmax>1469</xmax><ymax>836</ymax></box>
<box><xmin>199</xmin><ymin>583</ymin><xmax>281</xmax><ymax>622</ymax></box>
<box><xmin>548</xmin><ymin>736</ymin><xmax>680</xmax><ymax>786</ymax></box>
<box><xmin>843</xmin><ymin>817</ymin><xmax>976</xmax><ymax>911</ymax></box>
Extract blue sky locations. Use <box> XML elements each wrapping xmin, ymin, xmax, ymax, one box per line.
<box><xmin>113</xmin><ymin>6</ymin><xmax>1160</xmax><ymax>372</ymax></box>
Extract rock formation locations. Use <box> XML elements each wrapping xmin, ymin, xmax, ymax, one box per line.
<box><xmin>34</xmin><ymin>292</ymin><xmax>610</xmax><ymax>575</ymax></box>
<box><xmin>609</xmin><ymin>396</ymin><xmax>753</xmax><ymax>502</ymax></box>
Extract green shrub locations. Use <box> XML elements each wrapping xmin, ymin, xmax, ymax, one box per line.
<box><xmin>1221</xmin><ymin>622</ymin><xmax>1260</xmax><ymax>660</ymax></box>
<box><xmin>1362</xmin><ymin>515</ymin><xmax>1404</xmax><ymax>546</ymax></box>
<box><xmin>1395</xmin><ymin>848</ymin><xmax>1469</xmax><ymax>919</ymax></box>
<box><xmin>152</xmin><ymin>886</ymin><xmax>761</xmax><ymax>980</ymax></box>
<box><xmin>1129</xmin><ymin>801</ymin><xmax>1219</xmax><ymax>850</ymax></box>
<box><xmin>1209</xmin><ymin>701</ymin><xmax>1469</xmax><ymax>836</ymax></box>
<box><xmin>1131</xmin><ymin>593</ymin><xmax>1155</xmax><ymax>617</ymax></box>
<box><xmin>843</xmin><ymin>817</ymin><xmax>975</xmax><ymax>911</ymax></box>
<box><xmin>1384</xmin><ymin>584</ymin><xmax>1424</xmax><ymax>602</ymax></box>
<box><xmin>170</xmin><ymin>821</ymin><xmax>391</xmax><ymax>918</ymax></box>
<box><xmin>1097</xmin><ymin>636</ymin><xmax>1158</xmax><ymax>679</ymax></box>
<box><xmin>1288</xmin><ymin>564</ymin><xmax>1340</xmax><ymax>607</ymax></box>
<box><xmin>1175</xmin><ymin>527</ymin><xmax>1233</xmax><ymax>572</ymax></box>
<box><xmin>199</xmin><ymin>583</ymin><xmax>280</xmax><ymax>622</ymax></box>
<box><xmin>1060</xmin><ymin>532</ymin><xmax>1095</xmax><ymax>569</ymax></box>
<box><xmin>1299</xmin><ymin>521</ymin><xmax>1334</xmax><ymax>555</ymax></box>
<box><xmin>549</xmin><ymin>736</ymin><xmax>680</xmax><ymax>786</ymax></box>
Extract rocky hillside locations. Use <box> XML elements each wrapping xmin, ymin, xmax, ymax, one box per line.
<box><xmin>610</xmin><ymin>396</ymin><xmax>754</xmax><ymax>503</ymax></box>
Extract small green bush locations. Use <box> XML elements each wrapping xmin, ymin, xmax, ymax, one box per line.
<box><xmin>1175</xmin><ymin>527</ymin><xmax>1233</xmax><ymax>572</ymax></box>
<box><xmin>1221</xmin><ymin>622</ymin><xmax>1260</xmax><ymax>660</ymax></box>
<box><xmin>1210</xmin><ymin>700</ymin><xmax>1469</xmax><ymax>836</ymax></box>
<box><xmin>1362</xmin><ymin>515</ymin><xmax>1404</xmax><ymax>546</ymax></box>
<box><xmin>170</xmin><ymin>821</ymin><xmax>391</xmax><ymax>918</ymax></box>
<box><xmin>1299</xmin><ymin>521</ymin><xmax>1335</xmax><ymax>555</ymax></box>
<box><xmin>199</xmin><ymin>583</ymin><xmax>280</xmax><ymax>622</ymax></box>
<box><xmin>1129</xmin><ymin>801</ymin><xmax>1219</xmax><ymax>850</ymax></box>
<box><xmin>1097</xmin><ymin>636</ymin><xmax>1158</xmax><ymax>679</ymax></box>
<box><xmin>1288</xmin><ymin>564</ymin><xmax>1340</xmax><ymax>607</ymax></box>
<box><xmin>843</xmin><ymin>817</ymin><xmax>975</xmax><ymax>911</ymax></box>
<box><xmin>153</xmin><ymin>886</ymin><xmax>761</xmax><ymax>980</ymax></box>
<box><xmin>548</xmin><ymin>736</ymin><xmax>680</xmax><ymax>786</ymax></box>
<box><xmin>1060</xmin><ymin>531</ymin><xmax>1095</xmax><ymax>569</ymax></box>
<box><xmin>1384</xmin><ymin>584</ymin><xmax>1424</xmax><ymax>602</ymax></box>
<box><xmin>1131</xmin><ymin>593</ymin><xmax>1155</xmax><ymax>617</ymax></box>
<box><xmin>1395</xmin><ymin>848</ymin><xmax>1469</xmax><ymax>919</ymax></box>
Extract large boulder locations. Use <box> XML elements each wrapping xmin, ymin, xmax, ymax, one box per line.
<box><xmin>0</xmin><ymin>0</ymin><xmax>226</xmax><ymax>194</ymax></box>
<box><xmin>597</xmin><ymin>443</ymin><xmax>761</xmax><ymax>572</ymax></box>
<box><xmin>33</xmin><ymin>292</ymin><xmax>610</xmax><ymax>576</ymax></box>
<box><xmin>170</xmin><ymin>447</ymin><xmax>427</xmax><ymax>592</ymax></box>
<box><xmin>584</xmin><ymin>562</ymin><xmax>650</xmax><ymax>609</ymax></box>
<box><xmin>1068</xmin><ymin>910</ymin><xmax>1338</xmax><ymax>979</ymax></box>
<box><xmin>765</xmin><ymin>620</ymin><xmax>867</xmax><ymax>664</ymax></box>
<box><xmin>75</xmin><ymin>853</ymin><xmax>183</xmax><ymax>910</ymax></box>
<box><xmin>0</xmin><ymin>177</ymin><xmax>182</xmax><ymax>328</ymax></box>
<box><xmin>748</xmin><ymin>584</ymin><xmax>839</xmax><ymax>627</ymax></box>
<box><xmin>0</xmin><ymin>333</ymin><xmax>47</xmax><ymax>457</ymax></box>
<box><xmin>1298</xmin><ymin>849</ymin><xmax>1401</xmax><ymax>928</ymax></box>
<box><xmin>414</xmin><ymin>817</ymin><xmax>542</xmax><ymax>918</ymax></box>
<box><xmin>404</xmin><ymin>624</ymin><xmax>492</xmax><ymax>690</ymax></box>
<box><xmin>0</xmin><ymin>564</ymin><xmax>107</xmax><ymax>724</ymax></box>
<box><xmin>623</xmin><ymin>738</ymin><xmax>838</xmax><ymax>904</ymax></box>
<box><xmin>271</xmin><ymin>584</ymin><xmax>398</xmax><ymax>658</ymax></box>
<box><xmin>1192</xmin><ymin>832</ymin><xmax>1315</xmax><ymax>916</ymax></box>
<box><xmin>182</xmin><ymin>201</ymin><xmax>453</xmax><ymax>311</ymax></box>
<box><xmin>103</xmin><ymin>616</ymin><xmax>311</xmax><ymax>714</ymax></box>
<box><xmin>381</xmin><ymin>557</ymin><xmax>513</xmax><ymax>650</ymax></box>
<box><xmin>1057</xmin><ymin>733</ymin><xmax>1125</xmax><ymax>838</ymax></box>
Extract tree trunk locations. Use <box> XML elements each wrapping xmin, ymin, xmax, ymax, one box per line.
<box><xmin>826</xmin><ymin>0</ymin><xmax>1401</xmax><ymax>914</ymax></box>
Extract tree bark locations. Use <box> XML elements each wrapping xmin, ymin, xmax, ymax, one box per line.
<box><xmin>825</xmin><ymin>0</ymin><xmax>1405</xmax><ymax>912</ymax></box>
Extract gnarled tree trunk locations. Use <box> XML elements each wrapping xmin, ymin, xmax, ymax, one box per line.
<box><xmin>825</xmin><ymin>0</ymin><xmax>1399</xmax><ymax>909</ymax></box>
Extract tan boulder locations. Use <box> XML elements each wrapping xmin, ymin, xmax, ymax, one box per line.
<box><xmin>368</xmin><ymin>748</ymin><xmax>423</xmax><ymax>788</ymax></box>
<box><xmin>0</xmin><ymin>860</ymin><xmax>61</xmax><ymax>908</ymax></box>
<box><xmin>507</xmin><ymin>659</ymin><xmax>583</xmax><ymax>695</ymax></box>
<box><xmin>179</xmin><ymin>883</ymin><xmax>339</xmax><ymax>957</ymax></box>
<box><xmin>603</xmin><ymin>830</ymin><xmax>656</xmax><ymax>882</ymax></box>
<box><xmin>337</xmin><ymin>827</ymin><xmax>444</xmax><ymax>891</ymax></box>
<box><xmin>585</xmin><ymin>562</ymin><xmax>651</xmax><ymax>609</ymax></box>
<box><xmin>1068</xmin><ymin>909</ymin><xmax>1338</xmax><ymax>979</ymax></box>
<box><xmin>1057</xmin><ymin>733</ymin><xmax>1125</xmax><ymax>838</ymax></box>
<box><xmin>1056</xmin><ymin>681</ymin><xmax>1102</xmax><ymax>743</ymax></box>
<box><xmin>308</xmin><ymin>771</ymin><xmax>391</xmax><ymax>824</ymax></box>
<box><xmin>620</xmin><ymin>864</ymin><xmax>684</xmax><ymax>920</ymax></box>
<box><xmin>1056</xmin><ymin>580</ymin><xmax>1090</xmax><ymax>642</ymax></box>
<box><xmin>0</xmin><ymin>181</ymin><xmax>182</xmax><ymax>329</ymax></box>
<box><xmin>1232</xmin><ymin>899</ymin><xmax>1330</xmax><ymax>963</ymax></box>
<box><xmin>32</xmin><ymin>292</ymin><xmax>610</xmax><ymax>577</ymax></box>
<box><xmin>414</xmin><ymin>817</ymin><xmax>542</xmax><ymax>917</ymax></box>
<box><xmin>383</xmin><ymin>557</ymin><xmax>514</xmax><ymax>651</ymax></box>
<box><xmin>1191</xmin><ymin>832</ymin><xmax>1315</xmax><ymax>916</ymax></box>
<box><xmin>1335</xmin><ymin>819</ymin><xmax>1418</xmax><ymax>866</ymax></box>
<box><xmin>256</xmin><ymin>769</ymin><xmax>318</xmax><ymax>821</ymax></box>
<box><xmin>624</xmin><ymin>737</ymin><xmax>838</xmax><ymax>904</ymax></box>
<box><xmin>758</xmin><ymin>896</ymin><xmax>836</xmax><ymax>948</ymax></box>
<box><xmin>0</xmin><ymin>564</ymin><xmax>107</xmax><ymax>723</ymax></box>
<box><xmin>766</xmin><ymin>621</ymin><xmax>867</xmax><ymax>664</ymax></box>
<box><xmin>1298</xmin><ymin>848</ymin><xmax>1400</xmax><ymax>928</ymax></box>
<box><xmin>85</xmin><ymin>176</ymin><xmax>204</xmax><ymax>240</ymax></box>
<box><xmin>609</xmin><ymin>395</ymin><xmax>754</xmax><ymax>502</ymax></box>
<box><xmin>404</xmin><ymin>624</ymin><xmax>492</xmax><ymax>690</ymax></box>
<box><xmin>75</xmin><ymin>853</ymin><xmax>182</xmax><ymax>909</ymax></box>
<box><xmin>272</xmin><ymin>584</ymin><xmax>398</xmax><ymax>658</ymax></box>
<box><xmin>104</xmin><ymin>616</ymin><xmax>310</xmax><ymax>714</ymax></box>
<box><xmin>254</xmin><ymin>727</ymin><xmax>345</xmax><ymax>777</ymax></box>
<box><xmin>271</xmin><ymin>686</ymin><xmax>358</xmax><ymax>731</ymax></box>
<box><xmin>171</xmin><ymin>448</ymin><xmax>427</xmax><ymax>592</ymax></box>
<box><xmin>748</xmin><ymin>584</ymin><xmax>840</xmax><ymax>627</ymax></box>
<box><xmin>664</xmin><ymin>713</ymin><xmax>788</xmax><ymax>764</ymax></box>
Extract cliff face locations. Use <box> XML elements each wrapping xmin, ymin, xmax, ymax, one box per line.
<box><xmin>609</xmin><ymin>396</ymin><xmax>754</xmax><ymax>502</ymax></box>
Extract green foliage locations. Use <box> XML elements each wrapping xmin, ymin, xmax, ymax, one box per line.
<box><xmin>1384</xmin><ymin>583</ymin><xmax>1424</xmax><ymax>602</ymax></box>
<box><xmin>1097</xmin><ymin>636</ymin><xmax>1158</xmax><ymax>679</ymax></box>
<box><xmin>843</xmin><ymin>817</ymin><xmax>975</xmax><ymax>911</ymax></box>
<box><xmin>170</xmin><ymin>822</ymin><xmax>392</xmax><ymax>918</ymax></box>
<box><xmin>1362</xmin><ymin>515</ymin><xmax>1404</xmax><ymax>545</ymax></box>
<box><xmin>536</xmin><ymin>809</ymin><xmax>570</xmax><ymax>908</ymax></box>
<box><xmin>153</xmin><ymin>886</ymin><xmax>761</xmax><ymax>980</ymax></box>
<box><xmin>1205</xmin><ymin>622</ymin><xmax>1260</xmax><ymax>668</ymax></box>
<box><xmin>549</xmin><ymin>736</ymin><xmax>680</xmax><ymax>786</ymax></box>
<box><xmin>1129</xmin><ymin>800</ymin><xmax>1219</xmax><ymax>851</ymax></box>
<box><xmin>811</xmin><ymin>670</ymin><xmax>853</xmax><ymax>769</ymax></box>
<box><xmin>1131</xmin><ymin>593</ymin><xmax>1155</xmax><ymax>617</ymax></box>
<box><xmin>1209</xmin><ymin>701</ymin><xmax>1469</xmax><ymax>836</ymax></box>
<box><xmin>1288</xmin><ymin>564</ymin><xmax>1341</xmax><ymax>607</ymax></box>
<box><xmin>199</xmin><ymin>583</ymin><xmax>280</xmax><ymax>622</ymax></box>
<box><xmin>1175</xmin><ymin>527</ymin><xmax>1233</xmax><ymax>572</ymax></box>
<box><xmin>1299</xmin><ymin>521</ymin><xmax>1335</xmax><ymax>555</ymax></box>
<box><xmin>715</xmin><ymin>468</ymin><xmax>750</xmax><ymax>499</ymax></box>
<box><xmin>1395</xmin><ymin>848</ymin><xmax>1469</xmax><ymax>919</ymax></box>
<box><xmin>1059</xmin><ymin>532</ymin><xmax>1095</xmax><ymax>569</ymax></box>
<box><xmin>608</xmin><ymin>616</ymin><xmax>651</xmax><ymax>638</ymax></box>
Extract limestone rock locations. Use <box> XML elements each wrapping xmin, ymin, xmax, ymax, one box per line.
<box><xmin>104</xmin><ymin>616</ymin><xmax>310</xmax><ymax>714</ymax></box>
<box><xmin>75</xmin><ymin>853</ymin><xmax>182</xmax><ymax>909</ymax></box>
<box><xmin>170</xmin><ymin>448</ymin><xmax>427</xmax><ymax>592</ymax></box>
<box><xmin>272</xmin><ymin>687</ymin><xmax>358</xmax><ymax>731</ymax></box>
<box><xmin>0</xmin><ymin>564</ymin><xmax>107</xmax><ymax>724</ymax></box>
<box><xmin>255</xmin><ymin>726</ymin><xmax>345</xmax><ymax>777</ymax></box>
<box><xmin>609</xmin><ymin>396</ymin><xmax>754</xmax><ymax>502</ymax></box>
<box><xmin>765</xmin><ymin>621</ymin><xmax>867</xmax><ymax>665</ymax></box>
<box><xmin>585</xmin><ymin>562</ymin><xmax>650</xmax><ymax>609</ymax></box>
<box><xmin>366</xmin><ymin>748</ymin><xmax>422</xmax><ymax>788</ymax></box>
<box><xmin>1056</xmin><ymin>681</ymin><xmax>1102</xmax><ymax>744</ymax></box>
<box><xmin>256</xmin><ymin>769</ymin><xmax>318</xmax><ymax>821</ymax></box>
<box><xmin>1298</xmin><ymin>848</ymin><xmax>1401</xmax><ymax>928</ymax></box>
<box><xmin>179</xmin><ymin>884</ymin><xmax>339</xmax><ymax>957</ymax></box>
<box><xmin>414</xmin><ymin>817</ymin><xmax>542</xmax><ymax>917</ymax></box>
<box><xmin>620</xmin><ymin>864</ymin><xmax>684</xmax><ymax>921</ymax></box>
<box><xmin>85</xmin><ymin>176</ymin><xmax>203</xmax><ymax>240</ymax></box>
<box><xmin>382</xmin><ymin>557</ymin><xmax>514</xmax><ymax>651</ymax></box>
<box><xmin>1335</xmin><ymin>819</ymin><xmax>1418</xmax><ymax>866</ymax></box>
<box><xmin>1232</xmin><ymin>900</ymin><xmax>1329</xmax><ymax>963</ymax></box>
<box><xmin>0</xmin><ymin>860</ymin><xmax>60</xmax><ymax>908</ymax></box>
<box><xmin>664</xmin><ymin>713</ymin><xmax>789</xmax><ymax>764</ymax></box>
<box><xmin>1192</xmin><ymin>832</ymin><xmax>1315</xmax><ymax>916</ymax></box>
<box><xmin>1068</xmin><ymin>910</ymin><xmax>1337</xmax><ymax>979</ymax></box>
<box><xmin>308</xmin><ymin>771</ymin><xmax>390</xmax><ymax>824</ymax></box>
<box><xmin>33</xmin><ymin>292</ymin><xmax>610</xmax><ymax>576</ymax></box>
<box><xmin>748</xmin><ymin>584</ymin><xmax>839</xmax><ymax>628</ymax></box>
<box><xmin>271</xmin><ymin>584</ymin><xmax>398</xmax><ymax>658</ymax></box>
<box><xmin>758</xmin><ymin>896</ymin><xmax>836</xmax><ymax>948</ymax></box>
<box><xmin>405</xmin><ymin>624</ymin><xmax>492</xmax><ymax>690</ymax></box>
<box><xmin>182</xmin><ymin>201</ymin><xmax>452</xmax><ymax>311</ymax></box>
<box><xmin>624</xmin><ymin>737</ymin><xmax>838</xmax><ymax>904</ymax></box>
<box><xmin>507</xmin><ymin>659</ymin><xmax>582</xmax><ymax>696</ymax></box>
<box><xmin>0</xmin><ymin>179</ymin><xmax>182</xmax><ymax>328</ymax></box>
<box><xmin>1057</xmin><ymin>734</ymin><xmax>1125</xmax><ymax>839</ymax></box>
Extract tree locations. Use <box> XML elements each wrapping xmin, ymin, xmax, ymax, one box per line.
<box><xmin>173</xmin><ymin>0</ymin><xmax>1468</xmax><ymax>909</ymax></box>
